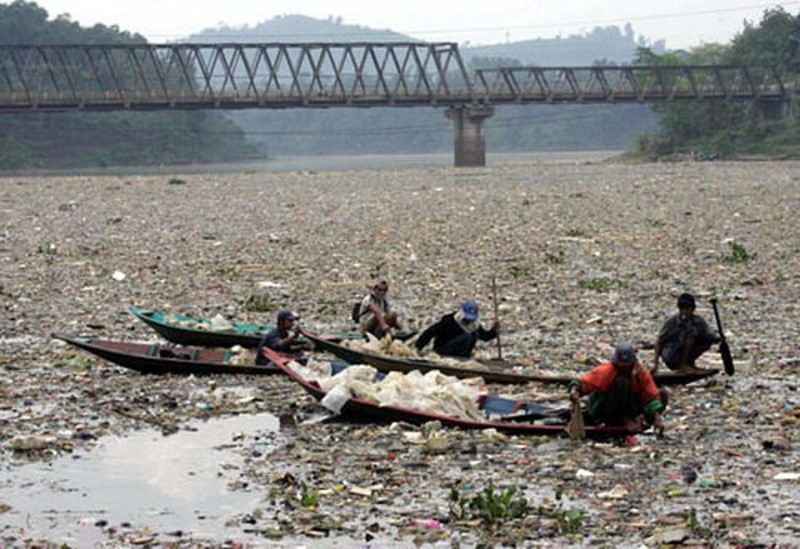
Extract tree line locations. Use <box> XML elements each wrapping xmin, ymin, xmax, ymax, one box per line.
<box><xmin>633</xmin><ymin>7</ymin><xmax>800</xmax><ymax>159</ymax></box>
<box><xmin>0</xmin><ymin>1</ymin><xmax>258</xmax><ymax>170</ymax></box>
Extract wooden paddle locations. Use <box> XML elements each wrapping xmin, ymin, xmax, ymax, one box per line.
<box><xmin>491</xmin><ymin>276</ymin><xmax>503</xmax><ymax>360</ymax></box>
<box><xmin>566</xmin><ymin>398</ymin><xmax>585</xmax><ymax>440</ymax></box>
<box><xmin>709</xmin><ymin>298</ymin><xmax>735</xmax><ymax>376</ymax></box>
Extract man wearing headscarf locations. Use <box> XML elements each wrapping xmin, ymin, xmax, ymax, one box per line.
<box><xmin>414</xmin><ymin>300</ymin><xmax>499</xmax><ymax>358</ymax></box>
<box><xmin>569</xmin><ymin>342</ymin><xmax>666</xmax><ymax>433</ymax></box>
<box><xmin>653</xmin><ymin>293</ymin><xmax>720</xmax><ymax>373</ymax></box>
<box><xmin>356</xmin><ymin>280</ymin><xmax>403</xmax><ymax>338</ymax></box>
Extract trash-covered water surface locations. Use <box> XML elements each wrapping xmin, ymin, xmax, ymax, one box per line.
<box><xmin>1</xmin><ymin>155</ymin><xmax>798</xmax><ymax>546</ymax></box>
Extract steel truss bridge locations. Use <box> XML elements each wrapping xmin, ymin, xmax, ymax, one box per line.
<box><xmin>0</xmin><ymin>42</ymin><xmax>792</xmax><ymax>165</ymax></box>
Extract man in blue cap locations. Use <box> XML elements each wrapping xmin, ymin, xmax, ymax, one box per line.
<box><xmin>255</xmin><ymin>310</ymin><xmax>310</xmax><ymax>363</ymax></box>
<box><xmin>414</xmin><ymin>300</ymin><xmax>500</xmax><ymax>358</ymax></box>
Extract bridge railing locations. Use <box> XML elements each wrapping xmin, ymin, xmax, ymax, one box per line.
<box><xmin>0</xmin><ymin>43</ymin><xmax>474</xmax><ymax>111</ymax></box>
<box><xmin>0</xmin><ymin>43</ymin><xmax>792</xmax><ymax>111</ymax></box>
<box><xmin>472</xmin><ymin>65</ymin><xmax>788</xmax><ymax>103</ymax></box>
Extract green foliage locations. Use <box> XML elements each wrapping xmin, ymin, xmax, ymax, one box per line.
<box><xmin>449</xmin><ymin>483</ymin><xmax>529</xmax><ymax>527</ymax></box>
<box><xmin>0</xmin><ymin>1</ymin><xmax>259</xmax><ymax>170</ymax></box>
<box><xmin>215</xmin><ymin>265</ymin><xmax>238</xmax><ymax>278</ymax></box>
<box><xmin>300</xmin><ymin>488</ymin><xmax>320</xmax><ymax>508</ymax></box>
<box><xmin>683</xmin><ymin>507</ymin><xmax>700</xmax><ymax>532</ymax></box>
<box><xmin>369</xmin><ymin>261</ymin><xmax>386</xmax><ymax>280</ymax></box>
<box><xmin>315</xmin><ymin>299</ymin><xmax>340</xmax><ymax>315</ymax></box>
<box><xmin>553</xmin><ymin>508</ymin><xmax>585</xmax><ymax>534</ymax></box>
<box><xmin>635</xmin><ymin>9</ymin><xmax>800</xmax><ymax>159</ymax></box>
<box><xmin>566</xmin><ymin>228</ymin><xmax>587</xmax><ymax>237</ymax></box>
<box><xmin>36</xmin><ymin>242</ymin><xmax>58</xmax><ymax>256</ymax></box>
<box><xmin>578</xmin><ymin>277</ymin><xmax>626</xmax><ymax>290</ymax></box>
<box><xmin>243</xmin><ymin>294</ymin><xmax>272</xmax><ymax>313</ymax></box>
<box><xmin>636</xmin><ymin>133</ymin><xmax>674</xmax><ymax>159</ymax></box>
<box><xmin>507</xmin><ymin>265</ymin><xmax>532</xmax><ymax>279</ymax></box>
<box><xmin>168</xmin><ymin>178</ymin><xmax>187</xmax><ymax>185</ymax></box>
<box><xmin>544</xmin><ymin>250</ymin><xmax>565</xmax><ymax>264</ymax></box>
<box><xmin>54</xmin><ymin>355</ymin><xmax>93</xmax><ymax>371</ymax></box>
<box><xmin>722</xmin><ymin>241</ymin><xmax>752</xmax><ymax>264</ymax></box>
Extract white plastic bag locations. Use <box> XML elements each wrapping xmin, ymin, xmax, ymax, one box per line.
<box><xmin>320</xmin><ymin>383</ymin><xmax>352</xmax><ymax>414</ymax></box>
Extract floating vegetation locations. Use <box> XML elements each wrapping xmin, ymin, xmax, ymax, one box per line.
<box><xmin>553</xmin><ymin>508</ymin><xmax>585</xmax><ymax>534</ymax></box>
<box><xmin>449</xmin><ymin>483</ymin><xmax>528</xmax><ymax>527</ymax></box>
<box><xmin>578</xmin><ymin>277</ymin><xmax>626</xmax><ymax>291</ymax></box>
<box><xmin>722</xmin><ymin>241</ymin><xmax>752</xmax><ymax>263</ymax></box>
<box><xmin>566</xmin><ymin>228</ymin><xmax>587</xmax><ymax>237</ymax></box>
<box><xmin>243</xmin><ymin>293</ymin><xmax>272</xmax><ymax>312</ymax></box>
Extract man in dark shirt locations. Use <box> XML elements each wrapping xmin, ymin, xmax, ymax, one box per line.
<box><xmin>652</xmin><ymin>293</ymin><xmax>720</xmax><ymax>372</ymax></box>
<box><xmin>414</xmin><ymin>300</ymin><xmax>499</xmax><ymax>358</ymax></box>
<box><xmin>255</xmin><ymin>310</ymin><xmax>310</xmax><ymax>364</ymax></box>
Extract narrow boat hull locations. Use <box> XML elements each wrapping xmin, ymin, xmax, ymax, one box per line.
<box><xmin>300</xmin><ymin>329</ymin><xmax>718</xmax><ymax>386</ymax></box>
<box><xmin>53</xmin><ymin>334</ymin><xmax>280</xmax><ymax>376</ymax></box>
<box><xmin>130</xmin><ymin>307</ymin><xmax>269</xmax><ymax>348</ymax></box>
<box><xmin>265</xmin><ymin>348</ymin><xmax>631</xmax><ymax>440</ymax></box>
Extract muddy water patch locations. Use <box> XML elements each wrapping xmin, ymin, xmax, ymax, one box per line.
<box><xmin>1</xmin><ymin>412</ymin><xmax>282</xmax><ymax>546</ymax></box>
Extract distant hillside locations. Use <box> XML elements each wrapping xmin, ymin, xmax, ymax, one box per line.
<box><xmin>463</xmin><ymin>24</ymin><xmax>665</xmax><ymax>66</ymax></box>
<box><xmin>190</xmin><ymin>14</ymin><xmax>414</xmax><ymax>43</ymax></box>
<box><xmin>188</xmin><ymin>15</ymin><xmax>661</xmax><ymax>157</ymax></box>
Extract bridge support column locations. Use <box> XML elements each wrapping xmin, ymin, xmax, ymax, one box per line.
<box><xmin>445</xmin><ymin>105</ymin><xmax>495</xmax><ymax>167</ymax></box>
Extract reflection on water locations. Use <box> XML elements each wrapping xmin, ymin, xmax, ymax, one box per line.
<box><xmin>0</xmin><ymin>151</ymin><xmax>621</xmax><ymax>177</ymax></box>
<box><xmin>0</xmin><ymin>413</ymin><xmax>281</xmax><ymax>546</ymax></box>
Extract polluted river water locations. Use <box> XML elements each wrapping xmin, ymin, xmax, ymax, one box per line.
<box><xmin>1</xmin><ymin>413</ymin><xmax>282</xmax><ymax>546</ymax></box>
<box><xmin>1</xmin><ymin>158</ymin><xmax>798</xmax><ymax>546</ymax></box>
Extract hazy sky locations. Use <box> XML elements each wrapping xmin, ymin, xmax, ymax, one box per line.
<box><xmin>28</xmin><ymin>0</ymin><xmax>800</xmax><ymax>49</ymax></box>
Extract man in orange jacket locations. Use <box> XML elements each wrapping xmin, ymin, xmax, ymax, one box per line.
<box><xmin>569</xmin><ymin>342</ymin><xmax>666</xmax><ymax>433</ymax></box>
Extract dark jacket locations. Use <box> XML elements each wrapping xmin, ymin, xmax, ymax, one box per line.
<box><xmin>415</xmin><ymin>312</ymin><xmax>497</xmax><ymax>358</ymax></box>
<box><xmin>256</xmin><ymin>327</ymin><xmax>297</xmax><ymax>364</ymax></box>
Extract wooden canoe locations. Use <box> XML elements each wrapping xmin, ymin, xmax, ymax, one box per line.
<box><xmin>129</xmin><ymin>306</ymin><xmax>271</xmax><ymax>348</ymax></box>
<box><xmin>264</xmin><ymin>348</ymin><xmax>632</xmax><ymax>440</ymax></box>
<box><xmin>53</xmin><ymin>334</ymin><xmax>280</xmax><ymax>376</ymax></box>
<box><xmin>130</xmin><ymin>306</ymin><xmax>359</xmax><ymax>348</ymax></box>
<box><xmin>299</xmin><ymin>328</ymin><xmax>719</xmax><ymax>386</ymax></box>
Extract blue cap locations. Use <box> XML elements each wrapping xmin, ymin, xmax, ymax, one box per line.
<box><xmin>461</xmin><ymin>300</ymin><xmax>479</xmax><ymax>321</ymax></box>
<box><xmin>277</xmin><ymin>310</ymin><xmax>299</xmax><ymax>322</ymax></box>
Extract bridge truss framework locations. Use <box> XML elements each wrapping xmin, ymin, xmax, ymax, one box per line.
<box><xmin>0</xmin><ymin>42</ymin><xmax>792</xmax><ymax>165</ymax></box>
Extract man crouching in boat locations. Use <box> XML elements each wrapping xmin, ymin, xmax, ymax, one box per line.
<box><xmin>414</xmin><ymin>300</ymin><xmax>499</xmax><ymax>358</ymax></box>
<box><xmin>255</xmin><ymin>310</ymin><xmax>311</xmax><ymax>364</ymax></box>
<box><xmin>568</xmin><ymin>342</ymin><xmax>666</xmax><ymax>433</ymax></box>
<box><xmin>652</xmin><ymin>292</ymin><xmax>721</xmax><ymax>374</ymax></box>
<box><xmin>356</xmin><ymin>280</ymin><xmax>403</xmax><ymax>338</ymax></box>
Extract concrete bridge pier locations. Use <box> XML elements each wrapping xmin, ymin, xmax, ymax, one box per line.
<box><xmin>445</xmin><ymin>105</ymin><xmax>495</xmax><ymax>167</ymax></box>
